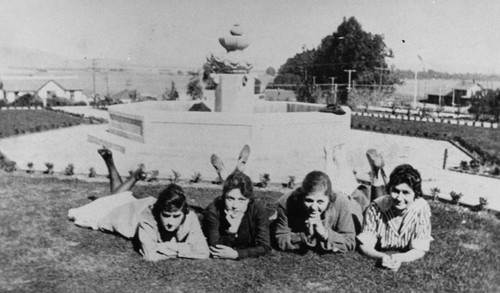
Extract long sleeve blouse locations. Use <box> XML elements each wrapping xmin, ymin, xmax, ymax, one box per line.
<box><xmin>137</xmin><ymin>209</ymin><xmax>210</xmax><ymax>261</ymax></box>
<box><xmin>202</xmin><ymin>196</ymin><xmax>271</xmax><ymax>259</ymax></box>
<box><xmin>273</xmin><ymin>189</ymin><xmax>356</xmax><ymax>253</ymax></box>
<box><xmin>357</xmin><ymin>196</ymin><xmax>433</xmax><ymax>252</ymax></box>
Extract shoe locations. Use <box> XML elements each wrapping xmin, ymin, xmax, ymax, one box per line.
<box><xmin>319</xmin><ymin>104</ymin><xmax>346</xmax><ymax>115</ymax></box>
<box><xmin>366</xmin><ymin>149</ymin><xmax>386</xmax><ymax>183</ymax></box>
<box><xmin>238</xmin><ymin>145</ymin><xmax>250</xmax><ymax>165</ymax></box>
<box><xmin>210</xmin><ymin>154</ymin><xmax>225</xmax><ymax>173</ymax></box>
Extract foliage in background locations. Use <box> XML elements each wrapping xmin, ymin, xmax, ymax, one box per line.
<box><xmin>44</xmin><ymin>162</ymin><xmax>54</xmax><ymax>175</ymax></box>
<box><xmin>169</xmin><ymin>170</ymin><xmax>181</xmax><ymax>183</ymax></box>
<box><xmin>274</xmin><ymin>17</ymin><xmax>402</xmax><ymax>104</ymax></box>
<box><xmin>88</xmin><ymin>167</ymin><xmax>96</xmax><ymax>178</ymax></box>
<box><xmin>186</xmin><ymin>71</ymin><xmax>203</xmax><ymax>100</ymax></box>
<box><xmin>64</xmin><ymin>164</ymin><xmax>75</xmax><ymax>176</ymax></box>
<box><xmin>450</xmin><ymin>191</ymin><xmax>464</xmax><ymax>205</ymax></box>
<box><xmin>190</xmin><ymin>171</ymin><xmax>202</xmax><ymax>183</ymax></box>
<box><xmin>162</xmin><ymin>81</ymin><xmax>179</xmax><ymax>101</ymax></box>
<box><xmin>469</xmin><ymin>89</ymin><xmax>500</xmax><ymax>122</ymax></box>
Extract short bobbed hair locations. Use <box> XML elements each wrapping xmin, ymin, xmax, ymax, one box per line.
<box><xmin>386</xmin><ymin>164</ymin><xmax>423</xmax><ymax>198</ymax></box>
<box><xmin>152</xmin><ymin>184</ymin><xmax>189</xmax><ymax>218</ymax></box>
<box><xmin>300</xmin><ymin>170</ymin><xmax>335</xmax><ymax>203</ymax></box>
<box><xmin>222</xmin><ymin>169</ymin><xmax>254</xmax><ymax>201</ymax></box>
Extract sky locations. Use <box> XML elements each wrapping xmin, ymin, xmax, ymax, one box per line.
<box><xmin>1</xmin><ymin>0</ymin><xmax>500</xmax><ymax>74</ymax></box>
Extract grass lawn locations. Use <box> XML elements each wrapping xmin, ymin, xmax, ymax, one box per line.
<box><xmin>0</xmin><ymin>173</ymin><xmax>499</xmax><ymax>292</ymax></box>
<box><xmin>351</xmin><ymin>115</ymin><xmax>500</xmax><ymax>162</ymax></box>
<box><xmin>0</xmin><ymin>110</ymin><xmax>86</xmax><ymax>137</ymax></box>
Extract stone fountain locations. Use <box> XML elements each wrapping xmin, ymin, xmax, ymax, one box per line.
<box><xmin>88</xmin><ymin>25</ymin><xmax>351</xmax><ymax>183</ymax></box>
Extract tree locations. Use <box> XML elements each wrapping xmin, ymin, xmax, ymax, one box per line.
<box><xmin>186</xmin><ymin>71</ymin><xmax>203</xmax><ymax>100</ymax></box>
<box><xmin>163</xmin><ymin>81</ymin><xmax>179</xmax><ymax>100</ymax></box>
<box><xmin>274</xmin><ymin>49</ymin><xmax>316</xmax><ymax>84</ymax></box>
<box><xmin>274</xmin><ymin>16</ymin><xmax>401</xmax><ymax>104</ymax></box>
<box><xmin>469</xmin><ymin>89</ymin><xmax>500</xmax><ymax>122</ymax></box>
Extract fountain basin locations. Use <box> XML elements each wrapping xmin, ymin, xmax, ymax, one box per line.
<box><xmin>88</xmin><ymin>100</ymin><xmax>351</xmax><ymax>183</ymax></box>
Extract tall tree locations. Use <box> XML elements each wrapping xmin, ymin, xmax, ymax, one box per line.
<box><xmin>274</xmin><ymin>17</ymin><xmax>401</xmax><ymax>103</ymax></box>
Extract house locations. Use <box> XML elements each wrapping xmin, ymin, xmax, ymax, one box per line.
<box><xmin>425</xmin><ymin>81</ymin><xmax>483</xmax><ymax>106</ymax></box>
<box><xmin>109</xmin><ymin>89</ymin><xmax>135</xmax><ymax>104</ymax></box>
<box><xmin>0</xmin><ymin>78</ymin><xmax>88</xmax><ymax>106</ymax></box>
<box><xmin>262</xmin><ymin>89</ymin><xmax>297</xmax><ymax>102</ymax></box>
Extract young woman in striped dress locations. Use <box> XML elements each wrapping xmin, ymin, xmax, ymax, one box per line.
<box><xmin>357</xmin><ymin>164</ymin><xmax>433</xmax><ymax>271</ymax></box>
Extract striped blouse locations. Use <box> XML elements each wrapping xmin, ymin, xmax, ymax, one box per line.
<box><xmin>357</xmin><ymin>196</ymin><xmax>433</xmax><ymax>251</ymax></box>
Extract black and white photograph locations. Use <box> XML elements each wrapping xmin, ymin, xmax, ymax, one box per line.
<box><xmin>0</xmin><ymin>0</ymin><xmax>499</xmax><ymax>292</ymax></box>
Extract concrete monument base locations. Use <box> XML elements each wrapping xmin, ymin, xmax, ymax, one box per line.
<box><xmin>88</xmin><ymin>100</ymin><xmax>351</xmax><ymax>183</ymax></box>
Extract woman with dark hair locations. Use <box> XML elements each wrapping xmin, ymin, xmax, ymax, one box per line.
<box><xmin>203</xmin><ymin>169</ymin><xmax>271</xmax><ymax>259</ymax></box>
<box><xmin>68</xmin><ymin>148</ymin><xmax>209</xmax><ymax>261</ymax></box>
<box><xmin>357</xmin><ymin>164</ymin><xmax>432</xmax><ymax>271</ymax></box>
<box><xmin>273</xmin><ymin>170</ymin><xmax>356</xmax><ymax>253</ymax></box>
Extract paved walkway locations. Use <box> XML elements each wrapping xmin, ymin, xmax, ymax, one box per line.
<box><xmin>0</xmin><ymin>123</ymin><xmax>498</xmax><ymax>212</ymax></box>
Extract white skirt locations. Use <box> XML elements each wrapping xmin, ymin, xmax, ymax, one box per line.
<box><xmin>68</xmin><ymin>191</ymin><xmax>156</xmax><ymax>238</ymax></box>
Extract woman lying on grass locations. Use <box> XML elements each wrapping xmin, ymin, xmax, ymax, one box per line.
<box><xmin>357</xmin><ymin>163</ymin><xmax>433</xmax><ymax>271</ymax></box>
<box><xmin>68</xmin><ymin>148</ymin><xmax>209</xmax><ymax>261</ymax></box>
<box><xmin>203</xmin><ymin>146</ymin><xmax>271</xmax><ymax>259</ymax></box>
<box><xmin>273</xmin><ymin>170</ymin><xmax>356</xmax><ymax>253</ymax></box>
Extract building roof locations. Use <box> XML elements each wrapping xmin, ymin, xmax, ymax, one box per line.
<box><xmin>1</xmin><ymin>78</ymin><xmax>84</xmax><ymax>92</ymax></box>
<box><xmin>110</xmin><ymin>89</ymin><xmax>134</xmax><ymax>101</ymax></box>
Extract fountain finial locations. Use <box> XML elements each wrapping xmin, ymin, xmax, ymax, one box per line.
<box><xmin>207</xmin><ymin>24</ymin><xmax>253</xmax><ymax>74</ymax></box>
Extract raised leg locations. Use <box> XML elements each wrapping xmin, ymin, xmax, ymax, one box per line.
<box><xmin>98</xmin><ymin>147</ymin><xmax>123</xmax><ymax>193</ymax></box>
<box><xmin>323</xmin><ymin>140</ymin><xmax>359</xmax><ymax>195</ymax></box>
<box><xmin>112</xmin><ymin>166</ymin><xmax>147</xmax><ymax>196</ymax></box>
<box><xmin>211</xmin><ymin>154</ymin><xmax>226</xmax><ymax>183</ymax></box>
<box><xmin>365</xmin><ymin>149</ymin><xmax>387</xmax><ymax>201</ymax></box>
<box><xmin>235</xmin><ymin>144</ymin><xmax>250</xmax><ymax>173</ymax></box>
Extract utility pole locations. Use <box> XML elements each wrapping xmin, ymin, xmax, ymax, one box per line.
<box><xmin>329</xmin><ymin>77</ymin><xmax>336</xmax><ymax>104</ymax></box>
<box><xmin>104</xmin><ymin>73</ymin><xmax>109</xmax><ymax>97</ymax></box>
<box><xmin>92</xmin><ymin>59</ymin><xmax>97</xmax><ymax>100</ymax></box>
<box><xmin>374</xmin><ymin>67</ymin><xmax>390</xmax><ymax>91</ymax></box>
<box><xmin>344</xmin><ymin>69</ymin><xmax>356</xmax><ymax>91</ymax></box>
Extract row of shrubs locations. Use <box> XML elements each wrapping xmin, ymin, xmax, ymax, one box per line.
<box><xmin>453</xmin><ymin>136</ymin><xmax>500</xmax><ymax>166</ymax></box>
<box><xmin>429</xmin><ymin>187</ymin><xmax>489</xmax><ymax>211</ymax></box>
<box><xmin>351</xmin><ymin>115</ymin><xmax>500</xmax><ymax>167</ymax></box>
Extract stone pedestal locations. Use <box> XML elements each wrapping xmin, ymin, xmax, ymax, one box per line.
<box><xmin>215</xmin><ymin>74</ymin><xmax>256</xmax><ymax>113</ymax></box>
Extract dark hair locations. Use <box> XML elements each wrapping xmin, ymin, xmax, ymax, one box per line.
<box><xmin>222</xmin><ymin>169</ymin><xmax>254</xmax><ymax>200</ymax></box>
<box><xmin>152</xmin><ymin>184</ymin><xmax>189</xmax><ymax>218</ymax></box>
<box><xmin>386</xmin><ymin>164</ymin><xmax>423</xmax><ymax>198</ymax></box>
<box><xmin>300</xmin><ymin>170</ymin><xmax>335</xmax><ymax>203</ymax></box>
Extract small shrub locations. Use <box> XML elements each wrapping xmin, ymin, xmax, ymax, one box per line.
<box><xmin>26</xmin><ymin>162</ymin><xmax>34</xmax><ymax>174</ymax></box>
<box><xmin>478</xmin><ymin>197</ymin><xmax>488</xmax><ymax>211</ymax></box>
<box><xmin>4</xmin><ymin>161</ymin><xmax>17</xmax><ymax>173</ymax></box>
<box><xmin>64</xmin><ymin>164</ymin><xmax>75</xmax><ymax>176</ymax></box>
<box><xmin>147</xmin><ymin>170</ymin><xmax>159</xmax><ymax>182</ymax></box>
<box><xmin>88</xmin><ymin>167</ymin><xmax>96</xmax><ymax>178</ymax></box>
<box><xmin>255</xmin><ymin>173</ymin><xmax>270</xmax><ymax>188</ymax></box>
<box><xmin>492</xmin><ymin>166</ymin><xmax>500</xmax><ymax>176</ymax></box>
<box><xmin>43</xmin><ymin>162</ymin><xmax>54</xmax><ymax>175</ymax></box>
<box><xmin>190</xmin><ymin>171</ymin><xmax>202</xmax><ymax>183</ymax></box>
<box><xmin>169</xmin><ymin>170</ymin><xmax>181</xmax><ymax>183</ymax></box>
<box><xmin>281</xmin><ymin>175</ymin><xmax>296</xmax><ymax>189</ymax></box>
<box><xmin>459</xmin><ymin>161</ymin><xmax>469</xmax><ymax>171</ymax></box>
<box><xmin>430</xmin><ymin>187</ymin><xmax>441</xmax><ymax>201</ymax></box>
<box><xmin>469</xmin><ymin>160</ymin><xmax>480</xmax><ymax>173</ymax></box>
<box><xmin>450</xmin><ymin>191</ymin><xmax>464</xmax><ymax>205</ymax></box>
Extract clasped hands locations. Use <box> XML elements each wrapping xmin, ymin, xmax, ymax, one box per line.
<box><xmin>305</xmin><ymin>215</ymin><xmax>328</xmax><ymax>241</ymax></box>
<box><xmin>381</xmin><ymin>254</ymin><xmax>402</xmax><ymax>271</ymax></box>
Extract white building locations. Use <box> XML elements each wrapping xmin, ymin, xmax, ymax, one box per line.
<box><xmin>0</xmin><ymin>78</ymin><xmax>88</xmax><ymax>106</ymax></box>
